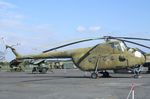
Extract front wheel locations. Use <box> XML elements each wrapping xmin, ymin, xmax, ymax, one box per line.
<box><xmin>91</xmin><ymin>72</ymin><xmax>98</xmax><ymax>79</ymax></box>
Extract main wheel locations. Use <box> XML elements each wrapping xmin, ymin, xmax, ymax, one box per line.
<box><xmin>101</xmin><ymin>71</ymin><xmax>110</xmax><ymax>78</ymax></box>
<box><xmin>147</xmin><ymin>67</ymin><xmax>150</xmax><ymax>73</ymax></box>
<box><xmin>91</xmin><ymin>72</ymin><xmax>98</xmax><ymax>79</ymax></box>
<box><xmin>40</xmin><ymin>67</ymin><xmax>48</xmax><ymax>74</ymax></box>
<box><xmin>133</xmin><ymin>75</ymin><xmax>142</xmax><ymax>79</ymax></box>
<box><xmin>32</xmin><ymin>67</ymin><xmax>37</xmax><ymax>73</ymax></box>
<box><xmin>103</xmin><ymin>72</ymin><xmax>110</xmax><ymax>77</ymax></box>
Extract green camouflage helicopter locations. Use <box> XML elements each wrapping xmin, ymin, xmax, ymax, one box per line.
<box><xmin>6</xmin><ymin>36</ymin><xmax>150</xmax><ymax>79</ymax></box>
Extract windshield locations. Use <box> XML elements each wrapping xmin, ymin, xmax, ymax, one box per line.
<box><xmin>120</xmin><ymin>42</ymin><xmax>127</xmax><ymax>52</ymax></box>
<box><xmin>111</xmin><ymin>43</ymin><xmax>122</xmax><ymax>51</ymax></box>
<box><xmin>111</xmin><ymin>41</ymin><xmax>127</xmax><ymax>52</ymax></box>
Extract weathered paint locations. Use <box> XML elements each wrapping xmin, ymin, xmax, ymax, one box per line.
<box><xmin>7</xmin><ymin>41</ymin><xmax>146</xmax><ymax>72</ymax></box>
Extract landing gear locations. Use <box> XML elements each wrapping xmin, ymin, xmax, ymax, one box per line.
<box><xmin>39</xmin><ymin>67</ymin><xmax>48</xmax><ymax>74</ymax></box>
<box><xmin>91</xmin><ymin>60</ymin><xmax>111</xmax><ymax>79</ymax></box>
<box><xmin>99</xmin><ymin>71</ymin><xmax>111</xmax><ymax>78</ymax></box>
<box><xmin>91</xmin><ymin>61</ymin><xmax>99</xmax><ymax>79</ymax></box>
<box><xmin>32</xmin><ymin>66</ymin><xmax>48</xmax><ymax>74</ymax></box>
<box><xmin>91</xmin><ymin>72</ymin><xmax>98</xmax><ymax>79</ymax></box>
<box><xmin>90</xmin><ymin>71</ymin><xmax>110</xmax><ymax>79</ymax></box>
<box><xmin>147</xmin><ymin>67</ymin><xmax>150</xmax><ymax>73</ymax></box>
<box><xmin>132</xmin><ymin>65</ymin><xmax>143</xmax><ymax>78</ymax></box>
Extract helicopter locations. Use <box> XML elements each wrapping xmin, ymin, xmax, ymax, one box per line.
<box><xmin>6</xmin><ymin>36</ymin><xmax>150</xmax><ymax>79</ymax></box>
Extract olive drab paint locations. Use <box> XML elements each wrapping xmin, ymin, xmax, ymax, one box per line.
<box><xmin>6</xmin><ymin>40</ymin><xmax>145</xmax><ymax>72</ymax></box>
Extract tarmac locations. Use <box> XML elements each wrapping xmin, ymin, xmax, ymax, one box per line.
<box><xmin>0</xmin><ymin>69</ymin><xmax>150</xmax><ymax>99</ymax></box>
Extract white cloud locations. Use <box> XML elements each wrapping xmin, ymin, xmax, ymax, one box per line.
<box><xmin>0</xmin><ymin>1</ymin><xmax>54</xmax><ymax>35</ymax></box>
<box><xmin>0</xmin><ymin>1</ymin><xmax>56</xmax><ymax>61</ymax></box>
<box><xmin>89</xmin><ymin>26</ymin><xmax>101</xmax><ymax>33</ymax></box>
<box><xmin>0</xmin><ymin>13</ymin><xmax>24</xmax><ymax>20</ymax></box>
<box><xmin>76</xmin><ymin>26</ymin><xmax>87</xmax><ymax>33</ymax></box>
<box><xmin>0</xmin><ymin>1</ymin><xmax>16</xmax><ymax>9</ymax></box>
<box><xmin>0</xmin><ymin>1</ymin><xmax>24</xmax><ymax>29</ymax></box>
<box><xmin>0</xmin><ymin>1</ymin><xmax>53</xmax><ymax>35</ymax></box>
<box><xmin>76</xmin><ymin>25</ymin><xmax>101</xmax><ymax>33</ymax></box>
<box><xmin>0</xmin><ymin>19</ymin><xmax>23</xmax><ymax>28</ymax></box>
<box><xmin>29</xmin><ymin>24</ymin><xmax>54</xmax><ymax>34</ymax></box>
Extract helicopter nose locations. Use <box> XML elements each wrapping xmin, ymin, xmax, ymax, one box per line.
<box><xmin>134</xmin><ymin>51</ymin><xmax>143</xmax><ymax>58</ymax></box>
<box><xmin>134</xmin><ymin>51</ymin><xmax>145</xmax><ymax>63</ymax></box>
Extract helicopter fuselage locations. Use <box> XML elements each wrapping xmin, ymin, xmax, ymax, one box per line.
<box><xmin>12</xmin><ymin>41</ymin><xmax>145</xmax><ymax>72</ymax></box>
<box><xmin>71</xmin><ymin>41</ymin><xmax>145</xmax><ymax>71</ymax></box>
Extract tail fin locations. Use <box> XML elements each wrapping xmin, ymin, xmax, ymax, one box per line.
<box><xmin>6</xmin><ymin>45</ymin><xmax>21</xmax><ymax>58</ymax></box>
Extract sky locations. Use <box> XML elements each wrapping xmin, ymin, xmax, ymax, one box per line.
<box><xmin>0</xmin><ymin>0</ymin><xmax>150</xmax><ymax>61</ymax></box>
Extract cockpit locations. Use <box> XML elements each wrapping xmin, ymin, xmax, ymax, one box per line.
<box><xmin>110</xmin><ymin>41</ymin><xmax>127</xmax><ymax>52</ymax></box>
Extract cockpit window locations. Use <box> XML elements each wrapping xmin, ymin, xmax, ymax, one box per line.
<box><xmin>120</xmin><ymin>42</ymin><xmax>127</xmax><ymax>52</ymax></box>
<box><xmin>111</xmin><ymin>43</ymin><xmax>122</xmax><ymax>51</ymax></box>
<box><xmin>111</xmin><ymin>42</ymin><xmax>127</xmax><ymax>52</ymax></box>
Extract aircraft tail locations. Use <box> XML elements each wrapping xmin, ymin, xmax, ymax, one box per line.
<box><xmin>6</xmin><ymin>45</ymin><xmax>22</xmax><ymax>58</ymax></box>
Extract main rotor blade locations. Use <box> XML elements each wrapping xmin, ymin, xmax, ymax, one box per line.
<box><xmin>113</xmin><ymin>37</ymin><xmax>150</xmax><ymax>41</ymax></box>
<box><xmin>110</xmin><ymin>37</ymin><xmax>150</xmax><ymax>49</ymax></box>
<box><xmin>43</xmin><ymin>36</ymin><xmax>150</xmax><ymax>53</ymax></box>
<box><xmin>43</xmin><ymin>37</ymin><xmax>104</xmax><ymax>53</ymax></box>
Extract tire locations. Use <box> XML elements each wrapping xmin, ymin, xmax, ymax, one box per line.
<box><xmin>91</xmin><ymin>72</ymin><xmax>98</xmax><ymax>79</ymax></box>
<box><xmin>32</xmin><ymin>67</ymin><xmax>37</xmax><ymax>73</ymax></box>
<box><xmin>41</xmin><ymin>67</ymin><xmax>48</xmax><ymax>74</ymax></box>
